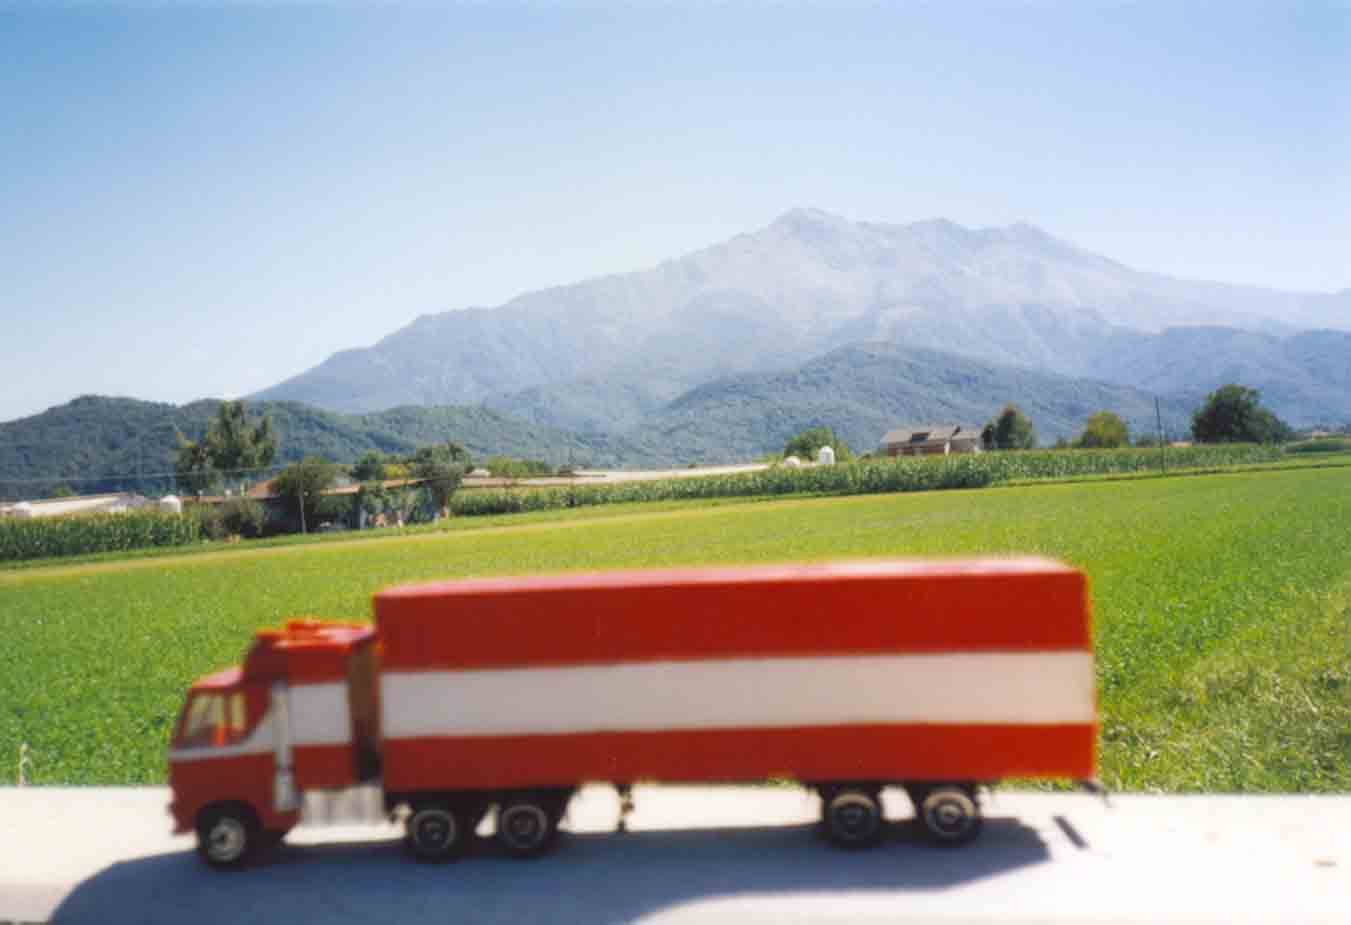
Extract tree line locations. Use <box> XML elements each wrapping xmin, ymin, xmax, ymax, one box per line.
<box><xmin>979</xmin><ymin>383</ymin><xmax>1294</xmax><ymax>451</ymax></box>
<box><xmin>173</xmin><ymin>401</ymin><xmax>559</xmax><ymax>537</ymax></box>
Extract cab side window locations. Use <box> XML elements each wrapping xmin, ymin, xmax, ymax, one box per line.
<box><xmin>176</xmin><ymin>692</ymin><xmax>250</xmax><ymax>748</ymax></box>
<box><xmin>177</xmin><ymin>694</ymin><xmax>224</xmax><ymax>748</ymax></box>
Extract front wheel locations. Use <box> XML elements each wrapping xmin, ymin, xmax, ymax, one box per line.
<box><xmin>196</xmin><ymin>803</ymin><xmax>260</xmax><ymax>870</ymax></box>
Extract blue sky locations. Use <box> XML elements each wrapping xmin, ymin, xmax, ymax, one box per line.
<box><xmin>2</xmin><ymin>2</ymin><xmax>1347</xmax><ymax>423</ymax></box>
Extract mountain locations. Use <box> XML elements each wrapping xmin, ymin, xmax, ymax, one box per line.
<box><xmin>255</xmin><ymin>208</ymin><xmax>1350</xmax><ymax>421</ymax></box>
<box><xmin>3</xmin><ymin>342</ymin><xmax>1196</xmax><ymax>499</ymax></box>
<box><xmin>0</xmin><ymin>397</ymin><xmax>660</xmax><ymax>501</ymax></box>
<box><xmin>14</xmin><ymin>212</ymin><xmax>1351</xmax><ymax>495</ymax></box>
<box><xmin>1084</xmin><ymin>328</ymin><xmax>1351</xmax><ymax>426</ymax></box>
<box><xmin>630</xmin><ymin>343</ymin><xmax>1196</xmax><ymax>462</ymax></box>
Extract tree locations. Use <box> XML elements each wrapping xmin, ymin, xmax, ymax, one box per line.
<box><xmin>354</xmin><ymin>481</ymin><xmax>389</xmax><ymax>528</ymax></box>
<box><xmin>174</xmin><ymin>436</ymin><xmax>218</xmax><ymax>498</ymax></box>
<box><xmin>174</xmin><ymin>401</ymin><xmax>277</xmax><ymax>497</ymax></box>
<box><xmin>351</xmin><ymin>451</ymin><xmax>389</xmax><ymax>482</ymax></box>
<box><xmin>272</xmin><ymin>457</ymin><xmax>339</xmax><ymax>533</ymax></box>
<box><xmin>1075</xmin><ymin>411</ymin><xmax>1130</xmax><ymax>448</ymax></box>
<box><xmin>783</xmin><ymin>426</ymin><xmax>854</xmax><ymax>462</ymax></box>
<box><xmin>485</xmin><ymin>456</ymin><xmax>553</xmax><ymax>479</ymax></box>
<box><xmin>408</xmin><ymin>442</ymin><xmax>470</xmax><ymax>513</ymax></box>
<box><xmin>985</xmin><ymin>404</ymin><xmax>1037</xmax><ymax>450</ymax></box>
<box><xmin>1191</xmin><ymin>385</ymin><xmax>1293</xmax><ymax>444</ymax></box>
<box><xmin>206</xmin><ymin>401</ymin><xmax>276</xmax><ymax>475</ymax></box>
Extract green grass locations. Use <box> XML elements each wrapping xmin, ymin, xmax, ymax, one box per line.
<box><xmin>3</xmin><ymin>465</ymin><xmax>1351</xmax><ymax>791</ymax></box>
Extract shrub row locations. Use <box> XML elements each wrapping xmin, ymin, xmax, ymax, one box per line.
<box><xmin>1285</xmin><ymin>438</ymin><xmax>1351</xmax><ymax>455</ymax></box>
<box><xmin>0</xmin><ymin>509</ymin><xmax>202</xmax><ymax>562</ymax></box>
<box><xmin>450</xmin><ymin>444</ymin><xmax>1285</xmax><ymax>518</ymax></box>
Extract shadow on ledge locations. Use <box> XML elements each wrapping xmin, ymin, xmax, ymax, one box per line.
<box><xmin>53</xmin><ymin>817</ymin><xmax>1049</xmax><ymax>924</ymax></box>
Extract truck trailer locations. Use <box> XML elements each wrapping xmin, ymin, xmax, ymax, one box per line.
<box><xmin>167</xmin><ymin>558</ymin><xmax>1097</xmax><ymax>868</ymax></box>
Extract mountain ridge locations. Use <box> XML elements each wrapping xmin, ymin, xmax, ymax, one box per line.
<box><xmin>252</xmin><ymin>208</ymin><xmax>1349</xmax><ymax>425</ymax></box>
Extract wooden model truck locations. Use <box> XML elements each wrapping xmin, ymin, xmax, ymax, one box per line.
<box><xmin>167</xmin><ymin>558</ymin><xmax>1096</xmax><ymax>868</ymax></box>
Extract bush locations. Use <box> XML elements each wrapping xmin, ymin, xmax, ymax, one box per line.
<box><xmin>1075</xmin><ymin>411</ymin><xmax>1130</xmax><ymax>448</ymax></box>
<box><xmin>193</xmin><ymin>504</ymin><xmax>227</xmax><ymax>541</ymax></box>
<box><xmin>219</xmin><ymin>498</ymin><xmax>268</xmax><ymax>539</ymax></box>
<box><xmin>194</xmin><ymin>499</ymin><xmax>270</xmax><ymax>541</ymax></box>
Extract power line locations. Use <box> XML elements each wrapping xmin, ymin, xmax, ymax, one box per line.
<box><xmin>0</xmin><ymin>464</ymin><xmax>293</xmax><ymax>485</ymax></box>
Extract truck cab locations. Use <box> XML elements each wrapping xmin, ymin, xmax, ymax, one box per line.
<box><xmin>168</xmin><ymin>621</ymin><xmax>380</xmax><ymax>867</ymax></box>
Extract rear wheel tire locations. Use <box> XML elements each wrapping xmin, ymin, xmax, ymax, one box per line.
<box><xmin>917</xmin><ymin>785</ymin><xmax>982</xmax><ymax>846</ymax></box>
<box><xmin>497</xmin><ymin>798</ymin><xmax>561</xmax><ymax>858</ymax></box>
<box><xmin>196</xmin><ymin>803</ymin><xmax>260</xmax><ymax>870</ymax></box>
<box><xmin>821</xmin><ymin>786</ymin><xmax>884</xmax><ymax>850</ymax></box>
<box><xmin>406</xmin><ymin>803</ymin><xmax>469</xmax><ymax>862</ymax></box>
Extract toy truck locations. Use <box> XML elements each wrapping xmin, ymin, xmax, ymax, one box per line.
<box><xmin>168</xmin><ymin>558</ymin><xmax>1096</xmax><ymax>868</ymax></box>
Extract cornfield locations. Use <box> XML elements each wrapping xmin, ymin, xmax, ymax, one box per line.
<box><xmin>0</xmin><ymin>510</ymin><xmax>202</xmax><ymax>563</ymax></box>
<box><xmin>451</xmin><ymin>444</ymin><xmax>1284</xmax><ymax>518</ymax></box>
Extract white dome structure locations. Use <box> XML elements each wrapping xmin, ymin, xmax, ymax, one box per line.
<box><xmin>158</xmin><ymin>495</ymin><xmax>184</xmax><ymax>514</ymax></box>
<box><xmin>816</xmin><ymin>445</ymin><xmax>836</xmax><ymax>466</ymax></box>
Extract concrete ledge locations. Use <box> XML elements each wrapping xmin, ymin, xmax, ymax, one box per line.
<box><xmin>1</xmin><ymin>786</ymin><xmax>1348</xmax><ymax>923</ymax></box>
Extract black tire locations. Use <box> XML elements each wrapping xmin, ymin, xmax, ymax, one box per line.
<box><xmin>406</xmin><ymin>803</ymin><xmax>470</xmax><ymax>862</ymax></box>
<box><xmin>917</xmin><ymin>785</ymin><xmax>982</xmax><ymax>846</ymax></box>
<box><xmin>196</xmin><ymin>803</ymin><xmax>260</xmax><ymax>870</ymax></box>
<box><xmin>497</xmin><ymin>798</ymin><xmax>561</xmax><ymax>858</ymax></box>
<box><xmin>821</xmin><ymin>786</ymin><xmax>885</xmax><ymax>850</ymax></box>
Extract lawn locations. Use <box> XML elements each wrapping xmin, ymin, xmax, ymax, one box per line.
<box><xmin>3</xmin><ymin>465</ymin><xmax>1350</xmax><ymax>790</ymax></box>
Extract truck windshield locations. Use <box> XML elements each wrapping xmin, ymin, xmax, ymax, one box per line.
<box><xmin>176</xmin><ymin>691</ymin><xmax>249</xmax><ymax>748</ymax></box>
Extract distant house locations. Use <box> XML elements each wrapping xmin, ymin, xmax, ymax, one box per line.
<box><xmin>880</xmin><ymin>425</ymin><xmax>983</xmax><ymax>457</ymax></box>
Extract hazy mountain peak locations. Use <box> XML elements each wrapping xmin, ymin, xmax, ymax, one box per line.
<box><xmin>770</xmin><ymin>207</ymin><xmax>854</xmax><ymax>240</ymax></box>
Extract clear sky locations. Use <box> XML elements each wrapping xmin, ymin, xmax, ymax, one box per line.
<box><xmin>2</xmin><ymin>1</ymin><xmax>1347</xmax><ymax>424</ymax></box>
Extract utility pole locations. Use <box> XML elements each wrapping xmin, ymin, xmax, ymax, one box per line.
<box><xmin>298</xmin><ymin>459</ymin><xmax>308</xmax><ymax>535</ymax></box>
<box><xmin>1155</xmin><ymin>397</ymin><xmax>1167</xmax><ymax>475</ymax></box>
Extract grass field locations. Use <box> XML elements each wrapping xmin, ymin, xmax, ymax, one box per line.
<box><xmin>3</xmin><ymin>465</ymin><xmax>1350</xmax><ymax>791</ymax></box>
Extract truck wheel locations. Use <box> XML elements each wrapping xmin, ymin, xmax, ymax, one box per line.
<box><xmin>196</xmin><ymin>803</ymin><xmax>260</xmax><ymax>870</ymax></box>
<box><xmin>822</xmin><ymin>787</ymin><xmax>884</xmax><ymax>850</ymax></box>
<box><xmin>918</xmin><ymin>785</ymin><xmax>982</xmax><ymax>846</ymax></box>
<box><xmin>406</xmin><ymin>803</ymin><xmax>468</xmax><ymax>862</ymax></box>
<box><xmin>497</xmin><ymin>798</ymin><xmax>559</xmax><ymax>858</ymax></box>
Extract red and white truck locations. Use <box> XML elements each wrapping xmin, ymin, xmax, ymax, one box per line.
<box><xmin>168</xmin><ymin>558</ymin><xmax>1097</xmax><ymax>867</ymax></box>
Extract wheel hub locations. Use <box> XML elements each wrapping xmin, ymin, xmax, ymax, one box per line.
<box><xmin>500</xmin><ymin>804</ymin><xmax>549</xmax><ymax>850</ymax></box>
<box><xmin>207</xmin><ymin>818</ymin><xmax>246</xmax><ymax>862</ymax></box>
<box><xmin>413</xmin><ymin>810</ymin><xmax>456</xmax><ymax>851</ymax></box>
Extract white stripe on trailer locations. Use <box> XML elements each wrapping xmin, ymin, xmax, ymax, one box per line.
<box><xmin>381</xmin><ymin>652</ymin><xmax>1095</xmax><ymax>739</ymax></box>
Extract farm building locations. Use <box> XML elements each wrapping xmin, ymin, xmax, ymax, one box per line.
<box><xmin>880</xmin><ymin>425</ymin><xmax>983</xmax><ymax>457</ymax></box>
<box><xmin>0</xmin><ymin>492</ymin><xmax>166</xmax><ymax>519</ymax></box>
